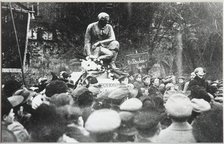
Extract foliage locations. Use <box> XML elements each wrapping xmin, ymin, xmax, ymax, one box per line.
<box><xmin>39</xmin><ymin>2</ymin><xmax>222</xmax><ymax>79</ymax></box>
<box><xmin>3</xmin><ymin>2</ymin><xmax>222</xmax><ymax>85</ymax></box>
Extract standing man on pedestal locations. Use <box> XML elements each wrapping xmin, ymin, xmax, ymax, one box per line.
<box><xmin>84</xmin><ymin>12</ymin><xmax>119</xmax><ymax>69</ymax></box>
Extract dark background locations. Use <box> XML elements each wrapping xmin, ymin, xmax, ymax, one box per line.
<box><xmin>1</xmin><ymin>2</ymin><xmax>223</xmax><ymax>85</ymax></box>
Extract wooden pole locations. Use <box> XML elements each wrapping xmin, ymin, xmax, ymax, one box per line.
<box><xmin>9</xmin><ymin>2</ymin><xmax>26</xmax><ymax>86</ymax></box>
<box><xmin>23</xmin><ymin>12</ymin><xmax>31</xmax><ymax>71</ymax></box>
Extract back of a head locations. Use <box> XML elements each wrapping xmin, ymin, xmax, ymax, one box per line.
<box><xmin>3</xmin><ymin>80</ymin><xmax>22</xmax><ymax>97</ymax></box>
<box><xmin>45</xmin><ymin>80</ymin><xmax>68</xmax><ymax>97</ymax></box>
<box><xmin>50</xmin><ymin>93</ymin><xmax>73</xmax><ymax>107</ymax></box>
<box><xmin>86</xmin><ymin>76</ymin><xmax>98</xmax><ymax>85</ymax></box>
<box><xmin>71</xmin><ymin>86</ymin><xmax>93</xmax><ymax>107</ymax></box>
<box><xmin>56</xmin><ymin>105</ymin><xmax>82</xmax><ymax>124</ymax></box>
<box><xmin>192</xmin><ymin>104</ymin><xmax>223</xmax><ymax>142</ymax></box>
<box><xmin>85</xmin><ymin>109</ymin><xmax>121</xmax><ymax>133</ymax></box>
<box><xmin>85</xmin><ymin>109</ymin><xmax>121</xmax><ymax>142</ymax></box>
<box><xmin>133</xmin><ymin>109</ymin><xmax>164</xmax><ymax>137</ymax></box>
<box><xmin>152</xmin><ymin>96</ymin><xmax>165</xmax><ymax>112</ymax></box>
<box><xmin>29</xmin><ymin>104</ymin><xmax>66</xmax><ymax>142</ymax></box>
<box><xmin>77</xmin><ymin>90</ymin><xmax>94</xmax><ymax>107</ymax></box>
<box><xmin>165</xmin><ymin>93</ymin><xmax>193</xmax><ymax>121</ymax></box>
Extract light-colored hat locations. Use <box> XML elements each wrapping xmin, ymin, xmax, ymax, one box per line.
<box><xmin>191</xmin><ymin>98</ymin><xmax>211</xmax><ymax>113</ymax></box>
<box><xmin>96</xmin><ymin>90</ymin><xmax>111</xmax><ymax>100</ymax></box>
<box><xmin>14</xmin><ymin>88</ymin><xmax>36</xmax><ymax>103</ymax></box>
<box><xmin>85</xmin><ymin>109</ymin><xmax>121</xmax><ymax>133</ymax></box>
<box><xmin>119</xmin><ymin>111</ymin><xmax>134</xmax><ymax>122</ymax></box>
<box><xmin>71</xmin><ymin>86</ymin><xmax>89</xmax><ymax>98</ymax></box>
<box><xmin>165</xmin><ymin>93</ymin><xmax>193</xmax><ymax>117</ymax></box>
<box><xmin>98</xmin><ymin>12</ymin><xmax>109</xmax><ymax>21</ymax></box>
<box><xmin>128</xmin><ymin>88</ymin><xmax>138</xmax><ymax>98</ymax></box>
<box><xmin>165</xmin><ymin>83</ymin><xmax>175</xmax><ymax>90</ymax></box>
<box><xmin>120</xmin><ymin>98</ymin><xmax>142</xmax><ymax>111</ymax></box>
<box><xmin>108</xmin><ymin>87</ymin><xmax>129</xmax><ymax>99</ymax></box>
<box><xmin>7</xmin><ymin>95</ymin><xmax>24</xmax><ymax>107</ymax></box>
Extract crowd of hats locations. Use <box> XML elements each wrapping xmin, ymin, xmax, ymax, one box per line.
<box><xmin>1</xmin><ymin>68</ymin><xmax>223</xmax><ymax>142</ymax></box>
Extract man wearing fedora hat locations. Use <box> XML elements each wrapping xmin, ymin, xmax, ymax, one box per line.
<box><xmin>84</xmin><ymin>12</ymin><xmax>120</xmax><ymax>69</ymax></box>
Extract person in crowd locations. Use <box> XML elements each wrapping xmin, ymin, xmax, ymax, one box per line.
<box><xmin>162</xmin><ymin>75</ymin><xmax>176</xmax><ymax>85</ymax></box>
<box><xmin>116</xmin><ymin>111</ymin><xmax>137</xmax><ymax>142</ymax></box>
<box><xmin>2</xmin><ymin>98</ymin><xmax>17</xmax><ymax>142</ymax></box>
<box><xmin>118</xmin><ymin>75</ymin><xmax>129</xmax><ymax>85</ymax></box>
<box><xmin>84</xmin><ymin>76</ymin><xmax>98</xmax><ymax>88</ymax></box>
<box><xmin>80</xmin><ymin>75</ymin><xmax>101</xmax><ymax>97</ymax></box>
<box><xmin>50</xmin><ymin>93</ymin><xmax>74</xmax><ymax>107</ymax></box>
<box><xmin>188</xmin><ymin>67</ymin><xmax>213</xmax><ymax>102</ymax></box>
<box><xmin>85</xmin><ymin>109</ymin><xmax>121</xmax><ymax>142</ymax></box>
<box><xmin>158</xmin><ymin>82</ymin><xmax>166</xmax><ymax>94</ymax></box>
<box><xmin>32</xmin><ymin>77</ymin><xmax>48</xmax><ymax>93</ymax></box>
<box><xmin>88</xmin><ymin>82</ymin><xmax>102</xmax><ymax>98</ymax></box>
<box><xmin>77</xmin><ymin>91</ymin><xmax>94</xmax><ymax>123</ymax></box>
<box><xmin>84</xmin><ymin>12</ymin><xmax>120</xmax><ymax>69</ymax></box>
<box><xmin>177</xmin><ymin>76</ymin><xmax>186</xmax><ymax>91</ymax></box>
<box><xmin>133</xmin><ymin>109</ymin><xmax>165</xmax><ymax>142</ymax></box>
<box><xmin>148</xmin><ymin>77</ymin><xmax>162</xmax><ymax>97</ymax></box>
<box><xmin>56</xmin><ymin>104</ymin><xmax>94</xmax><ymax>142</ymax></box>
<box><xmin>71</xmin><ymin>86</ymin><xmax>95</xmax><ymax>123</ymax></box>
<box><xmin>59</xmin><ymin>71</ymin><xmax>71</xmax><ymax>83</ymax></box>
<box><xmin>183</xmin><ymin>72</ymin><xmax>196</xmax><ymax>93</ymax></box>
<box><xmin>192</xmin><ymin>102</ymin><xmax>223</xmax><ymax>142</ymax></box>
<box><xmin>163</xmin><ymin>82</ymin><xmax>178</xmax><ymax>102</ymax></box>
<box><xmin>128</xmin><ymin>71</ymin><xmax>135</xmax><ymax>84</ymax></box>
<box><xmin>141</xmin><ymin>75</ymin><xmax>151</xmax><ymax>95</ymax></box>
<box><xmin>28</xmin><ymin>104</ymin><xmax>67</xmax><ymax>142</ymax></box>
<box><xmin>187</xmin><ymin>67</ymin><xmax>214</xmax><ymax>123</ymax></box>
<box><xmin>45</xmin><ymin>80</ymin><xmax>68</xmax><ymax>97</ymax></box>
<box><xmin>2</xmin><ymin>80</ymin><xmax>22</xmax><ymax>98</ymax></box>
<box><xmin>1</xmin><ymin>128</ymin><xmax>17</xmax><ymax>142</ymax></box>
<box><xmin>133</xmin><ymin>73</ymin><xmax>144</xmax><ymax>90</ymax></box>
<box><xmin>2</xmin><ymin>96</ymin><xmax>30</xmax><ymax>142</ymax></box>
<box><xmin>120</xmin><ymin>97</ymin><xmax>143</xmax><ymax>112</ymax></box>
<box><xmin>157</xmin><ymin>93</ymin><xmax>196</xmax><ymax>142</ymax></box>
<box><xmin>188</xmin><ymin>98</ymin><xmax>211</xmax><ymax>123</ymax></box>
<box><xmin>106</xmin><ymin>84</ymin><xmax>132</xmax><ymax>108</ymax></box>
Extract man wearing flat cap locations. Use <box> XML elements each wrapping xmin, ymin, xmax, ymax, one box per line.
<box><xmin>84</xmin><ymin>12</ymin><xmax>120</xmax><ymax>69</ymax></box>
<box><xmin>157</xmin><ymin>93</ymin><xmax>196</xmax><ymax>143</ymax></box>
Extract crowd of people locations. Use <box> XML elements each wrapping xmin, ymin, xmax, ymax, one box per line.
<box><xmin>1</xmin><ymin>67</ymin><xmax>223</xmax><ymax>142</ymax></box>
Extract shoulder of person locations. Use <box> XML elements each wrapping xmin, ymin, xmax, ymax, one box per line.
<box><xmin>157</xmin><ymin>129</ymin><xmax>171</xmax><ymax>142</ymax></box>
<box><xmin>7</xmin><ymin>121</ymin><xmax>30</xmax><ymax>142</ymax></box>
<box><xmin>87</xmin><ymin>22</ymin><xmax>97</xmax><ymax>29</ymax></box>
<box><xmin>106</xmin><ymin>24</ymin><xmax>113</xmax><ymax>28</ymax></box>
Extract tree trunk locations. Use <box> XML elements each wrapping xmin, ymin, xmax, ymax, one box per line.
<box><xmin>176</xmin><ymin>31</ymin><xmax>183</xmax><ymax>77</ymax></box>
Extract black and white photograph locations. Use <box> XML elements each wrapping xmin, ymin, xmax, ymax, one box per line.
<box><xmin>1</xmin><ymin>2</ymin><xmax>223</xmax><ymax>142</ymax></box>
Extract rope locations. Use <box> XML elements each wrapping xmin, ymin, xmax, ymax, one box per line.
<box><xmin>9</xmin><ymin>2</ymin><xmax>26</xmax><ymax>87</ymax></box>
